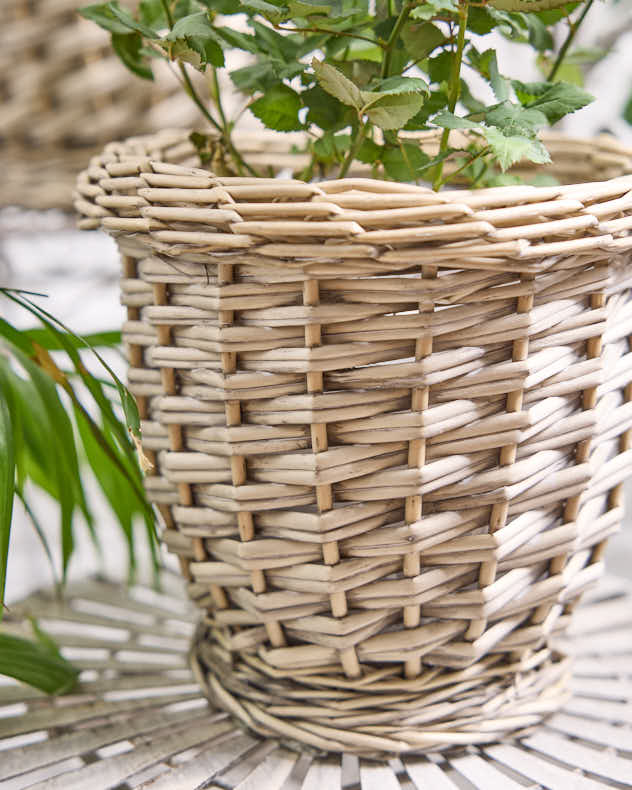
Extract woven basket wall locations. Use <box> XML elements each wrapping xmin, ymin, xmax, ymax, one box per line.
<box><xmin>0</xmin><ymin>0</ymin><xmax>201</xmax><ymax>209</ymax></box>
<box><xmin>75</xmin><ymin>129</ymin><xmax>632</xmax><ymax>756</ymax></box>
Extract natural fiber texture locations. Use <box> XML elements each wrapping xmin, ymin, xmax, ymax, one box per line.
<box><xmin>75</xmin><ymin>129</ymin><xmax>632</xmax><ymax>756</ymax></box>
<box><xmin>0</xmin><ymin>0</ymin><xmax>199</xmax><ymax>208</ymax></box>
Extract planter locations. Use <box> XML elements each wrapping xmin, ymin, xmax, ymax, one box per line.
<box><xmin>76</xmin><ymin>129</ymin><xmax>632</xmax><ymax>756</ymax></box>
<box><xmin>0</xmin><ymin>0</ymin><xmax>199</xmax><ymax>209</ymax></box>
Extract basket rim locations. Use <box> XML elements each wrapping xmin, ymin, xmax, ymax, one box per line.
<box><xmin>79</xmin><ymin>127</ymin><xmax>632</xmax><ymax>196</ymax></box>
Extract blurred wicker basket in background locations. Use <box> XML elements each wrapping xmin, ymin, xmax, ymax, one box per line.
<box><xmin>0</xmin><ymin>0</ymin><xmax>200</xmax><ymax>209</ymax></box>
<box><xmin>76</xmin><ymin>129</ymin><xmax>632</xmax><ymax>756</ymax></box>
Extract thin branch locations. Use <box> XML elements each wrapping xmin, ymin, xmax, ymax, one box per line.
<box><xmin>547</xmin><ymin>0</ymin><xmax>595</xmax><ymax>82</ymax></box>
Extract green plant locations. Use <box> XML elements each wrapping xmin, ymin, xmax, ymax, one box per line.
<box><xmin>0</xmin><ymin>288</ymin><xmax>158</xmax><ymax>693</ymax></box>
<box><xmin>80</xmin><ymin>0</ymin><xmax>599</xmax><ymax>187</ymax></box>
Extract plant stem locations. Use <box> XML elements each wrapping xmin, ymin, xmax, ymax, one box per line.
<box><xmin>159</xmin><ymin>0</ymin><xmax>222</xmax><ymax>133</ymax></box>
<box><xmin>435</xmin><ymin>145</ymin><xmax>490</xmax><ymax>189</ymax></box>
<box><xmin>339</xmin><ymin>124</ymin><xmax>368</xmax><ymax>178</ymax></box>
<box><xmin>381</xmin><ymin>1</ymin><xmax>413</xmax><ymax>79</ymax></box>
<box><xmin>432</xmin><ymin>0</ymin><xmax>469</xmax><ymax>190</ymax></box>
<box><xmin>277</xmin><ymin>24</ymin><xmax>383</xmax><ymax>48</ymax></box>
<box><xmin>547</xmin><ymin>0</ymin><xmax>595</xmax><ymax>82</ymax></box>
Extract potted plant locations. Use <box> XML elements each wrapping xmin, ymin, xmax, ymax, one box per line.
<box><xmin>75</xmin><ymin>0</ymin><xmax>632</xmax><ymax>755</ymax></box>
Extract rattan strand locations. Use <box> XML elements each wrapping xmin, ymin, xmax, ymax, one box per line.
<box><xmin>75</xmin><ymin>128</ymin><xmax>632</xmax><ymax>756</ymax></box>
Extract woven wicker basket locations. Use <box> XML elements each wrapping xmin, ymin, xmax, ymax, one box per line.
<box><xmin>0</xmin><ymin>0</ymin><xmax>201</xmax><ymax>209</ymax></box>
<box><xmin>75</xmin><ymin>129</ymin><xmax>632</xmax><ymax>756</ymax></box>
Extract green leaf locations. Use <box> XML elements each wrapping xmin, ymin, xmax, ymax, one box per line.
<box><xmin>0</xmin><ymin>632</ymin><xmax>78</xmax><ymax>694</ymax></box>
<box><xmin>112</xmin><ymin>32</ymin><xmax>154</xmax><ymax>80</ymax></box>
<box><xmin>0</xmin><ymin>317</ymin><xmax>34</xmax><ymax>356</ymax></box>
<box><xmin>313</xmin><ymin>132</ymin><xmax>351</xmax><ymax>163</ymax></box>
<box><xmin>624</xmin><ymin>89</ymin><xmax>632</xmax><ymax>126</ymax></box>
<box><xmin>312</xmin><ymin>58</ymin><xmax>363</xmax><ymax>110</ymax></box>
<box><xmin>488</xmin><ymin>52</ymin><xmax>510</xmax><ymax>102</ymax></box>
<box><xmin>404</xmin><ymin>89</ymin><xmax>449</xmax><ymax>129</ymax></box>
<box><xmin>382</xmin><ymin>143</ymin><xmax>430</xmax><ymax>181</ymax></box>
<box><xmin>482</xmin><ymin>126</ymin><xmax>551</xmax><ymax>171</ymax></box>
<box><xmin>401</xmin><ymin>22</ymin><xmax>445</xmax><ymax>61</ymax></box>
<box><xmin>139</xmin><ymin>0</ymin><xmax>169</xmax><ymax>28</ymax></box>
<box><xmin>230</xmin><ymin>62</ymin><xmax>277</xmax><ymax>92</ymax></box>
<box><xmin>513</xmin><ymin>80</ymin><xmax>594</xmax><ymax>123</ymax></box>
<box><xmin>302</xmin><ymin>85</ymin><xmax>350</xmax><ymax>130</ymax></box>
<box><xmin>489</xmin><ymin>0</ymin><xmax>581</xmax><ymax>9</ymax></box>
<box><xmin>23</xmin><ymin>328</ymin><xmax>122</xmax><ymax>351</ymax></box>
<box><xmin>432</xmin><ymin>112</ymin><xmax>482</xmax><ymax>130</ymax></box>
<box><xmin>167</xmin><ymin>10</ymin><xmax>215</xmax><ymax>39</ymax></box>
<box><xmin>185</xmin><ymin>34</ymin><xmax>225</xmax><ymax>67</ymax></box>
<box><xmin>356</xmin><ymin>138</ymin><xmax>383</xmax><ymax>164</ymax></box>
<box><xmin>368</xmin><ymin>76</ymin><xmax>430</xmax><ymax>98</ymax></box>
<box><xmin>364</xmin><ymin>92</ymin><xmax>424</xmax><ymax>130</ymax></box>
<box><xmin>74</xmin><ymin>408</ymin><xmax>136</xmax><ymax>578</ymax></box>
<box><xmin>79</xmin><ymin>2</ymin><xmax>134</xmax><ymax>34</ymax></box>
<box><xmin>166</xmin><ymin>9</ymin><xmax>227</xmax><ymax>65</ymax></box>
<box><xmin>484</xmin><ymin>101</ymin><xmax>549</xmax><ymax>137</ymax></box>
<box><xmin>411</xmin><ymin>0</ymin><xmax>457</xmax><ymax>21</ymax></box>
<box><xmin>428</xmin><ymin>51</ymin><xmax>452</xmax><ymax>84</ymax></box>
<box><xmin>242</xmin><ymin>0</ymin><xmax>289</xmax><ymax>23</ymax></box>
<box><xmin>108</xmin><ymin>1</ymin><xmax>159</xmax><ymax>37</ymax></box>
<box><xmin>523</xmin><ymin>14</ymin><xmax>554</xmax><ymax>51</ymax></box>
<box><xmin>250</xmin><ymin>83</ymin><xmax>304</xmax><ymax>131</ymax></box>
<box><xmin>198</xmin><ymin>0</ymin><xmax>243</xmax><ymax>13</ymax></box>
<box><xmin>215</xmin><ymin>26</ymin><xmax>261</xmax><ymax>54</ymax></box>
<box><xmin>0</xmin><ymin>375</ymin><xmax>14</xmax><ymax>618</ymax></box>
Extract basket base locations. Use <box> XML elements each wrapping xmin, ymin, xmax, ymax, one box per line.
<box><xmin>189</xmin><ymin>622</ymin><xmax>571</xmax><ymax>758</ymax></box>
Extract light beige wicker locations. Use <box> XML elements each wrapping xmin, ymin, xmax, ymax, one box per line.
<box><xmin>75</xmin><ymin>128</ymin><xmax>632</xmax><ymax>757</ymax></box>
<box><xmin>0</xmin><ymin>0</ymin><xmax>199</xmax><ymax>209</ymax></box>
<box><xmin>2</xmin><ymin>575</ymin><xmax>632</xmax><ymax>789</ymax></box>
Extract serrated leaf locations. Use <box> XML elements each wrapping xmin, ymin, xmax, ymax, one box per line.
<box><xmin>482</xmin><ymin>126</ymin><xmax>551</xmax><ymax>171</ymax></box>
<box><xmin>312</xmin><ymin>58</ymin><xmax>363</xmax><ymax>110</ymax></box>
<box><xmin>0</xmin><ymin>633</ymin><xmax>78</xmax><ymax>694</ymax></box>
<box><xmin>368</xmin><ymin>76</ymin><xmax>430</xmax><ymax>98</ymax></box>
<box><xmin>250</xmin><ymin>84</ymin><xmax>304</xmax><ymax>131</ymax></box>
<box><xmin>166</xmin><ymin>11</ymin><xmax>215</xmax><ymax>40</ymax></box>
<box><xmin>484</xmin><ymin>101</ymin><xmax>549</xmax><ymax>137</ymax></box>
<box><xmin>364</xmin><ymin>92</ymin><xmax>424</xmax><ymax>130</ymax></box>
<box><xmin>112</xmin><ymin>32</ymin><xmax>154</xmax><ymax>79</ymax></box>
<box><xmin>411</xmin><ymin>0</ymin><xmax>457</xmax><ymax>21</ymax></box>
<box><xmin>242</xmin><ymin>0</ymin><xmax>289</xmax><ymax>22</ymax></box>
<box><xmin>513</xmin><ymin>80</ymin><xmax>593</xmax><ymax>123</ymax></box>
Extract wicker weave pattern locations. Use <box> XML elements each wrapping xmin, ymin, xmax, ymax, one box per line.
<box><xmin>75</xmin><ymin>130</ymin><xmax>632</xmax><ymax>755</ymax></box>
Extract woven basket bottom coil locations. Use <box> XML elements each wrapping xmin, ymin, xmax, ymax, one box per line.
<box><xmin>190</xmin><ymin>622</ymin><xmax>571</xmax><ymax>757</ymax></box>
